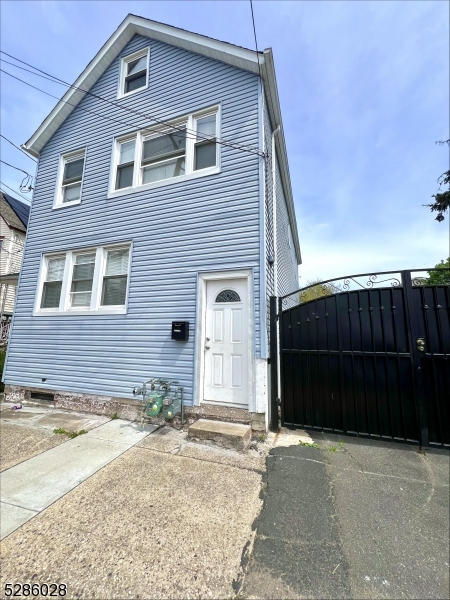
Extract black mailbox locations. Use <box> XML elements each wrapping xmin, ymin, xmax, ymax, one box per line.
<box><xmin>172</xmin><ymin>321</ymin><xmax>189</xmax><ymax>341</ymax></box>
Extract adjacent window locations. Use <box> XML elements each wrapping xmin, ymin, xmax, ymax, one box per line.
<box><xmin>194</xmin><ymin>114</ymin><xmax>217</xmax><ymax>171</ymax></box>
<box><xmin>70</xmin><ymin>253</ymin><xmax>96</xmax><ymax>307</ymax></box>
<box><xmin>41</xmin><ymin>256</ymin><xmax>66</xmax><ymax>309</ymax></box>
<box><xmin>102</xmin><ymin>248</ymin><xmax>129</xmax><ymax>306</ymax></box>
<box><xmin>111</xmin><ymin>107</ymin><xmax>219</xmax><ymax>194</ymax></box>
<box><xmin>116</xmin><ymin>139</ymin><xmax>136</xmax><ymax>189</ymax></box>
<box><xmin>37</xmin><ymin>245</ymin><xmax>130</xmax><ymax>314</ymax></box>
<box><xmin>141</xmin><ymin>128</ymin><xmax>186</xmax><ymax>184</ymax></box>
<box><xmin>54</xmin><ymin>150</ymin><xmax>86</xmax><ymax>208</ymax></box>
<box><xmin>119</xmin><ymin>49</ymin><xmax>149</xmax><ymax>98</ymax></box>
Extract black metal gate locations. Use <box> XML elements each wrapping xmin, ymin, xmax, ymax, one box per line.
<box><xmin>270</xmin><ymin>269</ymin><xmax>450</xmax><ymax>448</ymax></box>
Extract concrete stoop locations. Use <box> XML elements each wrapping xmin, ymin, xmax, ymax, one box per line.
<box><xmin>188</xmin><ymin>419</ymin><xmax>252</xmax><ymax>450</ymax></box>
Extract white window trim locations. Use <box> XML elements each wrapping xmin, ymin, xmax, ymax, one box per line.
<box><xmin>34</xmin><ymin>243</ymin><xmax>132</xmax><ymax>316</ymax></box>
<box><xmin>53</xmin><ymin>148</ymin><xmax>87</xmax><ymax>209</ymax></box>
<box><xmin>117</xmin><ymin>47</ymin><xmax>150</xmax><ymax>100</ymax></box>
<box><xmin>107</xmin><ymin>104</ymin><xmax>221</xmax><ymax>199</ymax></box>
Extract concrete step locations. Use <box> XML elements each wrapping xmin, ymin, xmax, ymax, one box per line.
<box><xmin>188</xmin><ymin>419</ymin><xmax>251</xmax><ymax>450</ymax></box>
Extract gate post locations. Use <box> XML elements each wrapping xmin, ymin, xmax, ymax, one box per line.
<box><xmin>269</xmin><ymin>296</ymin><xmax>279</xmax><ymax>432</ymax></box>
<box><xmin>402</xmin><ymin>270</ymin><xmax>429</xmax><ymax>447</ymax></box>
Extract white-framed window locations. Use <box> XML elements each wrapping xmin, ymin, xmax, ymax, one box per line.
<box><xmin>40</xmin><ymin>256</ymin><xmax>66</xmax><ymax>309</ymax></box>
<box><xmin>54</xmin><ymin>149</ymin><xmax>86</xmax><ymax>208</ymax></box>
<box><xmin>109</xmin><ymin>106</ymin><xmax>220</xmax><ymax>197</ymax></box>
<box><xmin>194</xmin><ymin>113</ymin><xmax>218</xmax><ymax>171</ymax></box>
<box><xmin>35</xmin><ymin>244</ymin><xmax>131</xmax><ymax>315</ymax></box>
<box><xmin>118</xmin><ymin>48</ymin><xmax>149</xmax><ymax>99</ymax></box>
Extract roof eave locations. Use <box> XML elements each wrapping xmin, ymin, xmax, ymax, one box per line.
<box><xmin>22</xmin><ymin>14</ymin><xmax>261</xmax><ymax>157</ymax></box>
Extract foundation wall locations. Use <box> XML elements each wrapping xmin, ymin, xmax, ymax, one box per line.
<box><xmin>3</xmin><ymin>385</ymin><xmax>267</xmax><ymax>433</ymax></box>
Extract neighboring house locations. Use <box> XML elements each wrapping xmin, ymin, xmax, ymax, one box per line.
<box><xmin>0</xmin><ymin>192</ymin><xmax>30</xmax><ymax>344</ymax></box>
<box><xmin>2</xmin><ymin>15</ymin><xmax>301</xmax><ymax>428</ymax></box>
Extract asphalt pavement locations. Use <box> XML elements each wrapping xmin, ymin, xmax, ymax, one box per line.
<box><xmin>242</xmin><ymin>432</ymin><xmax>449</xmax><ymax>600</ymax></box>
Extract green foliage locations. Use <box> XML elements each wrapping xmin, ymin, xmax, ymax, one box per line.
<box><xmin>427</xmin><ymin>258</ymin><xmax>450</xmax><ymax>285</ymax></box>
<box><xmin>111</xmin><ymin>412</ymin><xmax>119</xmax><ymax>420</ymax></box>
<box><xmin>299</xmin><ymin>279</ymin><xmax>341</xmax><ymax>304</ymax></box>
<box><xmin>327</xmin><ymin>446</ymin><xmax>338</xmax><ymax>452</ymax></box>
<box><xmin>424</xmin><ymin>140</ymin><xmax>450</xmax><ymax>222</ymax></box>
<box><xmin>53</xmin><ymin>428</ymin><xmax>88</xmax><ymax>439</ymax></box>
<box><xmin>299</xmin><ymin>440</ymin><xmax>320</xmax><ymax>449</ymax></box>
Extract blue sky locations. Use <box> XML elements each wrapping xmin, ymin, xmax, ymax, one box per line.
<box><xmin>1</xmin><ymin>0</ymin><xmax>448</xmax><ymax>285</ymax></box>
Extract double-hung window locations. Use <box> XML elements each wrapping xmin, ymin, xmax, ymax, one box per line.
<box><xmin>110</xmin><ymin>107</ymin><xmax>219</xmax><ymax>195</ymax></box>
<box><xmin>141</xmin><ymin>127</ymin><xmax>186</xmax><ymax>184</ymax></box>
<box><xmin>119</xmin><ymin>49</ymin><xmax>149</xmax><ymax>98</ymax></box>
<box><xmin>194</xmin><ymin>113</ymin><xmax>217</xmax><ymax>171</ymax></box>
<box><xmin>41</xmin><ymin>256</ymin><xmax>66</xmax><ymax>309</ymax></box>
<box><xmin>36</xmin><ymin>245</ymin><xmax>131</xmax><ymax>314</ymax></box>
<box><xmin>70</xmin><ymin>253</ymin><xmax>96</xmax><ymax>308</ymax></box>
<box><xmin>116</xmin><ymin>139</ymin><xmax>136</xmax><ymax>190</ymax></box>
<box><xmin>102</xmin><ymin>248</ymin><xmax>129</xmax><ymax>306</ymax></box>
<box><xmin>54</xmin><ymin>150</ymin><xmax>86</xmax><ymax>208</ymax></box>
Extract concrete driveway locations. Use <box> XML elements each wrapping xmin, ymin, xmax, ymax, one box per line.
<box><xmin>242</xmin><ymin>430</ymin><xmax>450</xmax><ymax>600</ymax></box>
<box><xmin>0</xmin><ymin>402</ymin><xmax>267</xmax><ymax>599</ymax></box>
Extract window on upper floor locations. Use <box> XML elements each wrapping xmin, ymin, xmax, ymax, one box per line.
<box><xmin>141</xmin><ymin>127</ymin><xmax>186</xmax><ymax>184</ymax></box>
<box><xmin>194</xmin><ymin>113</ymin><xmax>217</xmax><ymax>171</ymax></box>
<box><xmin>36</xmin><ymin>244</ymin><xmax>131</xmax><ymax>315</ymax></box>
<box><xmin>109</xmin><ymin>106</ymin><xmax>220</xmax><ymax>196</ymax></box>
<box><xmin>118</xmin><ymin>48</ymin><xmax>149</xmax><ymax>98</ymax></box>
<box><xmin>54</xmin><ymin>149</ymin><xmax>86</xmax><ymax>209</ymax></box>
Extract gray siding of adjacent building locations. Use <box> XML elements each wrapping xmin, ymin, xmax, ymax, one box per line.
<box><xmin>262</xmin><ymin>91</ymin><xmax>298</xmax><ymax>330</ymax></box>
<box><xmin>4</xmin><ymin>35</ymin><xmax>261</xmax><ymax>405</ymax></box>
<box><xmin>275</xmin><ymin>159</ymin><xmax>299</xmax><ymax>297</ymax></box>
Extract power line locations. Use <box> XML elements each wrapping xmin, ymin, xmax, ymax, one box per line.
<box><xmin>0</xmin><ymin>134</ymin><xmax>37</xmax><ymax>162</ymax></box>
<box><xmin>0</xmin><ymin>160</ymin><xmax>34</xmax><ymax>178</ymax></box>
<box><xmin>0</xmin><ymin>159</ymin><xmax>35</xmax><ymax>193</ymax></box>
<box><xmin>0</xmin><ymin>181</ymin><xmax>32</xmax><ymax>204</ymax></box>
<box><xmin>249</xmin><ymin>0</ymin><xmax>263</xmax><ymax>80</ymax></box>
<box><xmin>1</xmin><ymin>52</ymin><xmax>265</xmax><ymax>158</ymax></box>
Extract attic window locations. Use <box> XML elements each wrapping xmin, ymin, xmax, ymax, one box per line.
<box><xmin>119</xmin><ymin>49</ymin><xmax>149</xmax><ymax>98</ymax></box>
<box><xmin>53</xmin><ymin>149</ymin><xmax>86</xmax><ymax>209</ymax></box>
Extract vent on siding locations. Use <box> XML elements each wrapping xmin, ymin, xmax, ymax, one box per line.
<box><xmin>30</xmin><ymin>392</ymin><xmax>55</xmax><ymax>402</ymax></box>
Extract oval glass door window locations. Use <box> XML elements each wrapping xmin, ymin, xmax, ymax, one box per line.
<box><xmin>215</xmin><ymin>289</ymin><xmax>241</xmax><ymax>303</ymax></box>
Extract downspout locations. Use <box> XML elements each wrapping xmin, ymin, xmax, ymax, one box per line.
<box><xmin>272</xmin><ymin>125</ymin><xmax>280</xmax><ymax>295</ymax></box>
<box><xmin>271</xmin><ymin>125</ymin><xmax>281</xmax><ymax>400</ymax></box>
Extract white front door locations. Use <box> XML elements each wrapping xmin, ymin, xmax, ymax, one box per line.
<box><xmin>203</xmin><ymin>278</ymin><xmax>249</xmax><ymax>407</ymax></box>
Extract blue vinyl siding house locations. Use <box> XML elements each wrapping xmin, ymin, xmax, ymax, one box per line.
<box><xmin>3</xmin><ymin>15</ymin><xmax>301</xmax><ymax>428</ymax></box>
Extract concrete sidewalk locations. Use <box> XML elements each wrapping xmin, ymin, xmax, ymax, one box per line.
<box><xmin>242</xmin><ymin>431</ymin><xmax>450</xmax><ymax>600</ymax></box>
<box><xmin>0</xmin><ymin>405</ymin><xmax>267</xmax><ymax>599</ymax></box>
<box><xmin>1</xmin><ymin>418</ymin><xmax>157</xmax><ymax>539</ymax></box>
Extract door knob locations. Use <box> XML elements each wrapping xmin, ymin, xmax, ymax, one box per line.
<box><xmin>205</xmin><ymin>345</ymin><xmax>210</xmax><ymax>350</ymax></box>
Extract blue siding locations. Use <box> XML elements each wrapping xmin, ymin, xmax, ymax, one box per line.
<box><xmin>4</xmin><ymin>35</ymin><xmax>261</xmax><ymax>405</ymax></box>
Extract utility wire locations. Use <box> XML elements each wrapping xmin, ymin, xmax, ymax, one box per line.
<box><xmin>1</xmin><ymin>52</ymin><xmax>265</xmax><ymax>158</ymax></box>
<box><xmin>0</xmin><ymin>181</ymin><xmax>32</xmax><ymax>203</ymax></box>
<box><xmin>0</xmin><ymin>159</ymin><xmax>35</xmax><ymax>192</ymax></box>
<box><xmin>0</xmin><ymin>160</ymin><xmax>34</xmax><ymax>178</ymax></box>
<box><xmin>0</xmin><ymin>134</ymin><xmax>37</xmax><ymax>162</ymax></box>
<box><xmin>249</xmin><ymin>0</ymin><xmax>263</xmax><ymax>80</ymax></box>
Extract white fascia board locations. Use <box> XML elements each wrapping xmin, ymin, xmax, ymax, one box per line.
<box><xmin>22</xmin><ymin>14</ymin><xmax>262</xmax><ymax>157</ymax></box>
<box><xmin>261</xmin><ymin>49</ymin><xmax>302</xmax><ymax>266</ymax></box>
